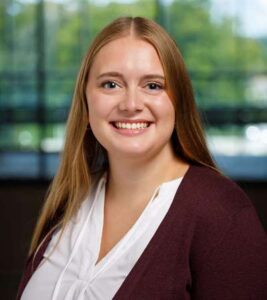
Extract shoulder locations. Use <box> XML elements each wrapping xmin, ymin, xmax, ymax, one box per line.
<box><xmin>179</xmin><ymin>166</ymin><xmax>267</xmax><ymax>298</ymax></box>
<box><xmin>180</xmin><ymin>164</ymin><xmax>253</xmax><ymax>217</ymax></box>
<box><xmin>177</xmin><ymin>164</ymin><xmax>267</xmax><ymax>266</ymax></box>
<box><xmin>175</xmin><ymin>164</ymin><xmax>266</xmax><ymax>259</ymax></box>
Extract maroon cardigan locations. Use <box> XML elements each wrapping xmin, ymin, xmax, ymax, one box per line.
<box><xmin>17</xmin><ymin>165</ymin><xmax>267</xmax><ymax>299</ymax></box>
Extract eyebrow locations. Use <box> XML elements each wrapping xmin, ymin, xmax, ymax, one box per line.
<box><xmin>96</xmin><ymin>72</ymin><xmax>165</xmax><ymax>82</ymax></box>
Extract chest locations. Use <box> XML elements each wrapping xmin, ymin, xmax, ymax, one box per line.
<box><xmin>96</xmin><ymin>198</ymin><xmax>149</xmax><ymax>263</ymax></box>
<box><xmin>20</xmin><ymin>177</ymin><xmax>191</xmax><ymax>300</ymax></box>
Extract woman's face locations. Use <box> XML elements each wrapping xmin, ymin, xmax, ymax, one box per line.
<box><xmin>86</xmin><ymin>36</ymin><xmax>176</xmax><ymax>162</ymax></box>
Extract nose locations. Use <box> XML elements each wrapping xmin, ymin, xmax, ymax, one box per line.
<box><xmin>118</xmin><ymin>88</ymin><xmax>144</xmax><ymax>112</ymax></box>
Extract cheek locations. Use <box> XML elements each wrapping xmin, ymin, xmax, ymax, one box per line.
<box><xmin>87</xmin><ymin>94</ymin><xmax>110</xmax><ymax>121</ymax></box>
<box><xmin>153</xmin><ymin>96</ymin><xmax>176</xmax><ymax>124</ymax></box>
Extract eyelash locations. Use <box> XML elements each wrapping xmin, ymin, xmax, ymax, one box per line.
<box><xmin>146</xmin><ymin>82</ymin><xmax>163</xmax><ymax>90</ymax></box>
<box><xmin>101</xmin><ymin>81</ymin><xmax>119</xmax><ymax>89</ymax></box>
<box><xmin>100</xmin><ymin>80</ymin><xmax>164</xmax><ymax>90</ymax></box>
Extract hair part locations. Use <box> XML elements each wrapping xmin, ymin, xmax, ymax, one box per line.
<box><xmin>29</xmin><ymin>16</ymin><xmax>217</xmax><ymax>256</ymax></box>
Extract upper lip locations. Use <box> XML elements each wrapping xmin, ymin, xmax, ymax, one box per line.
<box><xmin>110</xmin><ymin>119</ymin><xmax>153</xmax><ymax>123</ymax></box>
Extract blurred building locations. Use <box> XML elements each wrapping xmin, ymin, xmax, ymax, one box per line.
<box><xmin>0</xmin><ymin>1</ymin><xmax>266</xmax><ymax>299</ymax></box>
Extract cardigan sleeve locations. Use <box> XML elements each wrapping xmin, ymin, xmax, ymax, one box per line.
<box><xmin>191</xmin><ymin>205</ymin><xmax>267</xmax><ymax>299</ymax></box>
<box><xmin>16</xmin><ymin>233</ymin><xmax>52</xmax><ymax>300</ymax></box>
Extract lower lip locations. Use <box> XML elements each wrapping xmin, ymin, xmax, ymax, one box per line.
<box><xmin>110</xmin><ymin>124</ymin><xmax>151</xmax><ymax>136</ymax></box>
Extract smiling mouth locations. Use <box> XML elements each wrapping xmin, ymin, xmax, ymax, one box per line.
<box><xmin>111</xmin><ymin>121</ymin><xmax>151</xmax><ymax>130</ymax></box>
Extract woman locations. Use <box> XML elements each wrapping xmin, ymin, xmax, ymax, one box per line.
<box><xmin>17</xmin><ymin>16</ymin><xmax>267</xmax><ymax>299</ymax></box>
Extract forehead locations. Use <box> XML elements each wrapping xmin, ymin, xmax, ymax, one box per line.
<box><xmin>90</xmin><ymin>36</ymin><xmax>164</xmax><ymax>75</ymax></box>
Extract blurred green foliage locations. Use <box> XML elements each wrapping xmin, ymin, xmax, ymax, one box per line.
<box><xmin>0</xmin><ymin>0</ymin><xmax>266</xmax><ymax>151</ymax></box>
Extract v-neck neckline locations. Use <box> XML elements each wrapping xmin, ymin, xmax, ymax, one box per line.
<box><xmin>90</xmin><ymin>169</ymin><xmax>187</xmax><ymax>282</ymax></box>
<box><xmin>92</xmin><ymin>178</ymin><xmax>163</xmax><ymax>279</ymax></box>
<box><xmin>113</xmin><ymin>164</ymin><xmax>193</xmax><ymax>298</ymax></box>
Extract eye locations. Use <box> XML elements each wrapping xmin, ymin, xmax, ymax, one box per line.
<box><xmin>101</xmin><ymin>81</ymin><xmax>119</xmax><ymax>89</ymax></box>
<box><xmin>146</xmin><ymin>82</ymin><xmax>163</xmax><ymax>90</ymax></box>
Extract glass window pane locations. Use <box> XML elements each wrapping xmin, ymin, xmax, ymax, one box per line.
<box><xmin>0</xmin><ymin>0</ymin><xmax>266</xmax><ymax>180</ymax></box>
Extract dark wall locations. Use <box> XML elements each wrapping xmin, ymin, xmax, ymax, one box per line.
<box><xmin>0</xmin><ymin>181</ymin><xmax>48</xmax><ymax>300</ymax></box>
<box><xmin>0</xmin><ymin>180</ymin><xmax>266</xmax><ymax>300</ymax></box>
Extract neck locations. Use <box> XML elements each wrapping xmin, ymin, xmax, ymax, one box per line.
<box><xmin>106</xmin><ymin>147</ymin><xmax>189</xmax><ymax>207</ymax></box>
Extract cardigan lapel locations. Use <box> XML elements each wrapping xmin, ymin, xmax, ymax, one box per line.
<box><xmin>113</xmin><ymin>164</ymin><xmax>195</xmax><ymax>298</ymax></box>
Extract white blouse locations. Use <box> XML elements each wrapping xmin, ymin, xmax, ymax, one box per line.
<box><xmin>21</xmin><ymin>175</ymin><xmax>183</xmax><ymax>300</ymax></box>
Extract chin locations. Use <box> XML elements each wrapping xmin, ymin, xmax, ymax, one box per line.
<box><xmin>109</xmin><ymin>146</ymin><xmax>152</xmax><ymax>159</ymax></box>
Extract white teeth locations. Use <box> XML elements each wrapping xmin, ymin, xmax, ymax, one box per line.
<box><xmin>114</xmin><ymin>122</ymin><xmax>149</xmax><ymax>129</ymax></box>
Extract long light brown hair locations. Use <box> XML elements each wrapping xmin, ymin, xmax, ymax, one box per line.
<box><xmin>29</xmin><ymin>16</ymin><xmax>217</xmax><ymax>256</ymax></box>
